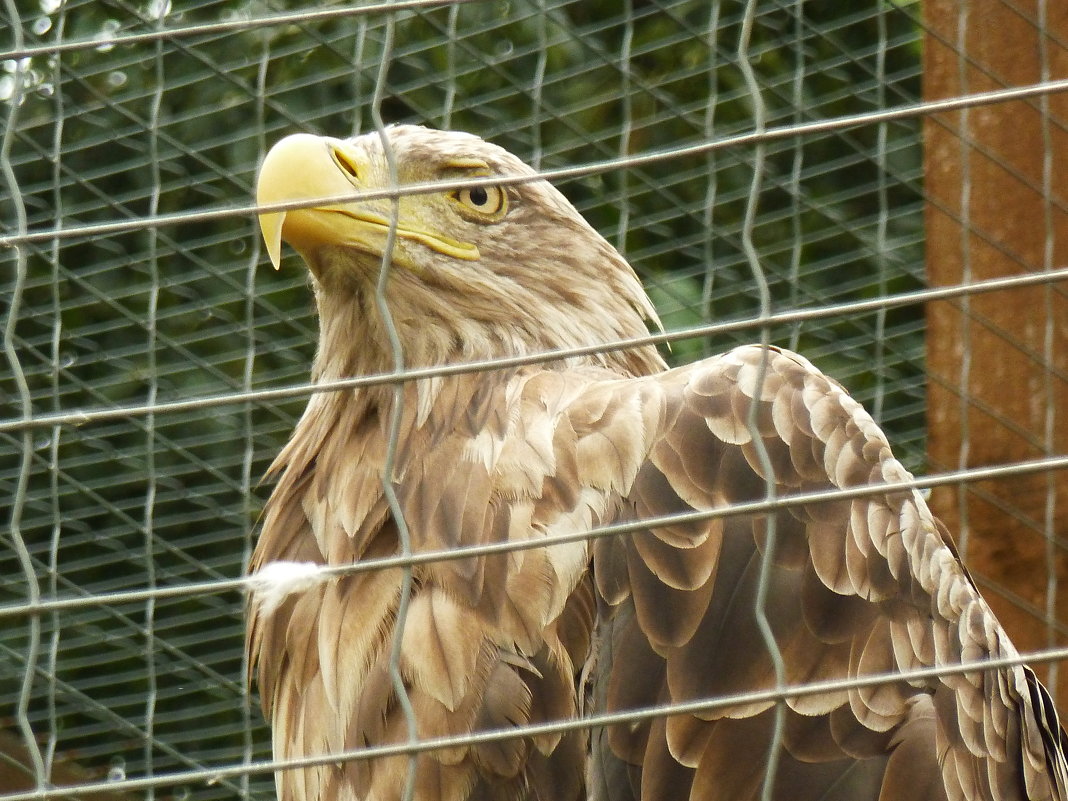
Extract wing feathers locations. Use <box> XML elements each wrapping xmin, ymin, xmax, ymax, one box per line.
<box><xmin>624</xmin><ymin>532</ymin><xmax>719</xmax><ymax>650</ymax></box>
<box><xmin>590</xmin><ymin>345</ymin><xmax>1068</xmax><ymax>801</ymax></box>
<box><xmin>250</xmin><ymin>343</ymin><xmax>1067</xmax><ymax>801</ymax></box>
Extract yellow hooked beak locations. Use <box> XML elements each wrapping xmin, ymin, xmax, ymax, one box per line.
<box><xmin>255</xmin><ymin>133</ymin><xmax>480</xmax><ymax>270</ymax></box>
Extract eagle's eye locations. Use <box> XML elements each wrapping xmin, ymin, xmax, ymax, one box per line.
<box><xmin>451</xmin><ymin>185</ymin><xmax>508</xmax><ymax>221</ymax></box>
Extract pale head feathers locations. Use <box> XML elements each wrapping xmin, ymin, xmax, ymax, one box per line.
<box><xmin>258</xmin><ymin>125</ymin><xmax>666</xmax><ymax>382</ymax></box>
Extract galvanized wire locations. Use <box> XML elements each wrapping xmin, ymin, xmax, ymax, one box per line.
<box><xmin>3</xmin><ymin>264</ymin><xmax>1066</xmax><ymax>437</ymax></box>
<box><xmin>5</xmin><ymin>643</ymin><xmax>1068</xmax><ymax>801</ymax></box>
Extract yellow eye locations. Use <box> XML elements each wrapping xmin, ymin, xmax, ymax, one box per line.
<box><xmin>452</xmin><ymin>185</ymin><xmax>507</xmax><ymax>220</ymax></box>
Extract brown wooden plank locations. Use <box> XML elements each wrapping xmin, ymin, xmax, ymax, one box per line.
<box><xmin>923</xmin><ymin>0</ymin><xmax>1068</xmax><ymax>706</ymax></box>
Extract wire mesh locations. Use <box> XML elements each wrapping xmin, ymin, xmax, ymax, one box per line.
<box><xmin>1</xmin><ymin>1</ymin><xmax>1065</xmax><ymax>800</ymax></box>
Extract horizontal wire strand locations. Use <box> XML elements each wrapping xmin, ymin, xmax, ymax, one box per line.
<box><xmin>3</xmin><ymin>76</ymin><xmax>1068</xmax><ymax>249</ymax></box>
<box><xmin>2</xmin><ymin>643</ymin><xmax>1067</xmax><ymax>801</ymax></box>
<box><xmin>0</xmin><ymin>0</ymin><xmax>488</xmax><ymax>62</ymax></box>
<box><xmin>2</xmin><ymin>452</ymin><xmax>1067</xmax><ymax>622</ymax></box>
<box><xmin>3</xmin><ymin>263</ymin><xmax>1067</xmax><ymax>434</ymax></box>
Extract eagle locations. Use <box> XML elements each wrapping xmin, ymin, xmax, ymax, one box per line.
<box><xmin>246</xmin><ymin>125</ymin><xmax>1068</xmax><ymax>801</ymax></box>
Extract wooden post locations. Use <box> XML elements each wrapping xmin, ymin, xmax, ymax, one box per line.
<box><xmin>923</xmin><ymin>1</ymin><xmax>1068</xmax><ymax>706</ymax></box>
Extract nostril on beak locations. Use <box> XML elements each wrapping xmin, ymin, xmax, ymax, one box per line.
<box><xmin>332</xmin><ymin>148</ymin><xmax>361</xmax><ymax>182</ymax></box>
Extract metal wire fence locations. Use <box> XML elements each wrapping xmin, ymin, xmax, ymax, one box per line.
<box><xmin>1</xmin><ymin>1</ymin><xmax>1065</xmax><ymax>800</ymax></box>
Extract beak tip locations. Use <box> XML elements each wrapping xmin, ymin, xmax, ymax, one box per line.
<box><xmin>259</xmin><ymin>210</ymin><xmax>286</xmax><ymax>271</ymax></box>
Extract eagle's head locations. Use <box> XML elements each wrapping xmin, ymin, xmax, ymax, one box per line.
<box><xmin>256</xmin><ymin>125</ymin><xmax>663</xmax><ymax>376</ymax></box>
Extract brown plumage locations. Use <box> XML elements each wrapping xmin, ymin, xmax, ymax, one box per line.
<box><xmin>246</xmin><ymin>125</ymin><xmax>1068</xmax><ymax>801</ymax></box>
